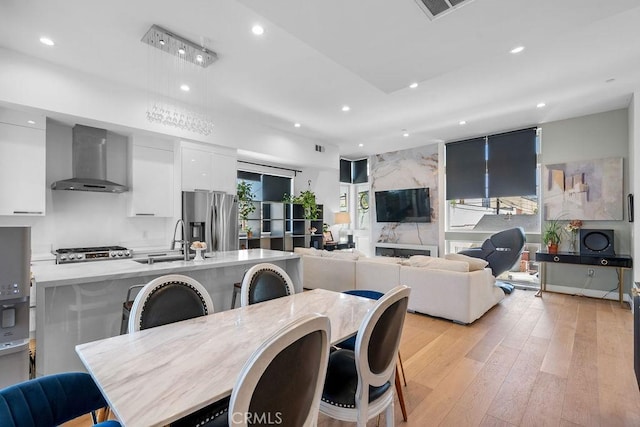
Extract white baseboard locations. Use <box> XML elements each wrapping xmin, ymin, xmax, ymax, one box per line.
<box><xmin>544</xmin><ymin>283</ymin><xmax>631</xmax><ymax>305</ymax></box>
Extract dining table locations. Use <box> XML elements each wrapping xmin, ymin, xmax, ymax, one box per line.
<box><xmin>75</xmin><ymin>288</ymin><xmax>377</xmax><ymax>427</ymax></box>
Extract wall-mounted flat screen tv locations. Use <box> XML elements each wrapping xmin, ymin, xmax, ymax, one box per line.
<box><xmin>375</xmin><ymin>188</ymin><xmax>431</xmax><ymax>223</ymax></box>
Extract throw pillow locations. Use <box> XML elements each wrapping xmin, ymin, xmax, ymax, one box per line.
<box><xmin>407</xmin><ymin>255</ymin><xmax>469</xmax><ymax>272</ymax></box>
<box><xmin>320</xmin><ymin>250</ymin><xmax>360</xmax><ymax>261</ymax></box>
<box><xmin>444</xmin><ymin>253</ymin><xmax>489</xmax><ymax>271</ymax></box>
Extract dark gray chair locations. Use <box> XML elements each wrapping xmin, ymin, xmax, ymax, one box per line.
<box><xmin>171</xmin><ymin>314</ymin><xmax>331</xmax><ymax>427</ymax></box>
<box><xmin>128</xmin><ymin>274</ymin><xmax>214</xmax><ymax>332</ymax></box>
<box><xmin>240</xmin><ymin>263</ymin><xmax>294</xmax><ymax>307</ymax></box>
<box><xmin>319</xmin><ymin>286</ymin><xmax>411</xmax><ymax>427</ymax></box>
<box><xmin>458</xmin><ymin>227</ymin><xmax>526</xmax><ymax>277</ymax></box>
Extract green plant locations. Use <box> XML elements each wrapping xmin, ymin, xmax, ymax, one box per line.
<box><xmin>542</xmin><ymin>218</ymin><xmax>563</xmax><ymax>246</ymax></box>
<box><xmin>237</xmin><ymin>180</ymin><xmax>256</xmax><ymax>229</ymax></box>
<box><xmin>283</xmin><ymin>189</ymin><xmax>319</xmax><ymax>220</ymax></box>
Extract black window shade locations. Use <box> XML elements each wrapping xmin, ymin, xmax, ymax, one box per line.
<box><xmin>445</xmin><ymin>128</ymin><xmax>537</xmax><ymax>200</ymax></box>
<box><xmin>487</xmin><ymin>129</ymin><xmax>537</xmax><ymax>198</ymax></box>
<box><xmin>352</xmin><ymin>159</ymin><xmax>368</xmax><ymax>184</ymax></box>
<box><xmin>340</xmin><ymin>159</ymin><xmax>351</xmax><ymax>183</ymax></box>
<box><xmin>445</xmin><ymin>137</ymin><xmax>486</xmax><ymax>200</ymax></box>
<box><xmin>262</xmin><ymin>175</ymin><xmax>292</xmax><ymax>202</ymax></box>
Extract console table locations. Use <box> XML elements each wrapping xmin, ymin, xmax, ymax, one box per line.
<box><xmin>535</xmin><ymin>251</ymin><xmax>632</xmax><ymax>307</ymax></box>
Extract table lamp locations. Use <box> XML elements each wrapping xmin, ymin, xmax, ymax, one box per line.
<box><xmin>334</xmin><ymin>212</ymin><xmax>351</xmax><ymax>243</ymax></box>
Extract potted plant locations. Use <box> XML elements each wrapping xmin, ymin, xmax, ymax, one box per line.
<box><xmin>283</xmin><ymin>181</ymin><xmax>319</xmax><ymax>220</ymax></box>
<box><xmin>543</xmin><ymin>218</ymin><xmax>563</xmax><ymax>253</ymax></box>
<box><xmin>237</xmin><ymin>180</ymin><xmax>256</xmax><ymax>232</ymax></box>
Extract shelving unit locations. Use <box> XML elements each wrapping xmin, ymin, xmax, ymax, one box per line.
<box><xmin>239</xmin><ymin>202</ymin><xmax>323</xmax><ymax>251</ymax></box>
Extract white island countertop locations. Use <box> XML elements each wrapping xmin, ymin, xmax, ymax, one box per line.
<box><xmin>31</xmin><ymin>249</ymin><xmax>299</xmax><ymax>288</ymax></box>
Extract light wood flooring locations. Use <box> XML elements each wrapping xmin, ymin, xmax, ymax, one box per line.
<box><xmin>66</xmin><ymin>289</ymin><xmax>640</xmax><ymax>426</ymax></box>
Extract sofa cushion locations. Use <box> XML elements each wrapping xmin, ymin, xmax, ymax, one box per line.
<box><xmin>365</xmin><ymin>256</ymin><xmax>404</xmax><ymax>265</ymax></box>
<box><xmin>444</xmin><ymin>253</ymin><xmax>489</xmax><ymax>271</ymax></box>
<box><xmin>294</xmin><ymin>247</ymin><xmax>319</xmax><ymax>256</ymax></box>
<box><xmin>320</xmin><ymin>250</ymin><xmax>360</xmax><ymax>261</ymax></box>
<box><xmin>406</xmin><ymin>255</ymin><xmax>469</xmax><ymax>272</ymax></box>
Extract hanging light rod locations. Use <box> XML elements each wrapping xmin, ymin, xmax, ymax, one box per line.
<box><xmin>141</xmin><ymin>24</ymin><xmax>218</xmax><ymax>68</ymax></box>
<box><xmin>238</xmin><ymin>160</ymin><xmax>302</xmax><ymax>174</ymax></box>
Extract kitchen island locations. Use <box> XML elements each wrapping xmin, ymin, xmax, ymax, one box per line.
<box><xmin>31</xmin><ymin>249</ymin><xmax>300</xmax><ymax>376</ymax></box>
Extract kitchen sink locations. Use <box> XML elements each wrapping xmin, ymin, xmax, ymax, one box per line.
<box><xmin>133</xmin><ymin>253</ymin><xmax>195</xmax><ymax>264</ymax></box>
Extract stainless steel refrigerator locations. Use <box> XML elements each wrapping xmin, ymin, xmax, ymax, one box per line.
<box><xmin>0</xmin><ymin>226</ymin><xmax>31</xmax><ymax>388</ymax></box>
<box><xmin>182</xmin><ymin>191</ymin><xmax>239</xmax><ymax>252</ymax></box>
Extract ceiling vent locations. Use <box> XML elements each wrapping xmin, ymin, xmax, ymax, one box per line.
<box><xmin>315</xmin><ymin>145</ymin><xmax>325</xmax><ymax>153</ymax></box>
<box><xmin>414</xmin><ymin>0</ymin><xmax>476</xmax><ymax>20</ymax></box>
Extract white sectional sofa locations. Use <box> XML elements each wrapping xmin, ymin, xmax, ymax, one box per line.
<box><xmin>295</xmin><ymin>248</ymin><xmax>505</xmax><ymax>324</ymax></box>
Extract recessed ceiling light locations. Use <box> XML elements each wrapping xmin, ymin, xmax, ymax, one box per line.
<box><xmin>459</xmin><ymin>120</ymin><xmax>467</xmax><ymax>125</ymax></box>
<box><xmin>402</xmin><ymin>129</ymin><xmax>410</xmax><ymax>137</ymax></box>
<box><xmin>341</xmin><ymin>105</ymin><xmax>351</xmax><ymax>112</ymax></box>
<box><xmin>409</xmin><ymin>82</ymin><xmax>418</xmax><ymax>89</ymax></box>
<box><xmin>536</xmin><ymin>102</ymin><xmax>546</xmax><ymax>108</ymax></box>
<box><xmin>196</xmin><ymin>54</ymin><xmax>203</xmax><ymax>62</ymax></box>
<box><xmin>178</xmin><ymin>47</ymin><xmax>186</xmax><ymax>55</ymax></box>
<box><xmin>358</xmin><ymin>143</ymin><xmax>364</xmax><ymax>147</ymax></box>
<box><xmin>510</xmin><ymin>46</ymin><xmax>525</xmax><ymax>54</ymax></box>
<box><xmin>252</xmin><ymin>25</ymin><xmax>265</xmax><ymax>36</ymax></box>
<box><xmin>39</xmin><ymin>37</ymin><xmax>54</xmax><ymax>46</ymax></box>
<box><xmin>294</xmin><ymin>123</ymin><xmax>301</xmax><ymax>128</ymax></box>
<box><xmin>159</xmin><ymin>39</ymin><xmax>166</xmax><ymax>46</ymax></box>
<box><xmin>180</xmin><ymin>84</ymin><xmax>190</xmax><ymax>92</ymax></box>
<box><xmin>27</xmin><ymin>120</ymin><xmax>36</xmax><ymax>125</ymax></box>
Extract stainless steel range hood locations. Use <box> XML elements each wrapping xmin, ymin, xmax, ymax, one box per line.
<box><xmin>51</xmin><ymin>125</ymin><xmax>129</xmax><ymax>193</ymax></box>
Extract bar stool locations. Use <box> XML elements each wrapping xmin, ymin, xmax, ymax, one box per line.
<box><xmin>230</xmin><ymin>282</ymin><xmax>242</xmax><ymax>309</ymax></box>
<box><xmin>119</xmin><ymin>284</ymin><xmax>144</xmax><ymax>334</ymax></box>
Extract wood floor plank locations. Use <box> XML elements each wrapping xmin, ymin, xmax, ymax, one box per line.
<box><xmin>520</xmin><ymin>371</ymin><xmax>567</xmax><ymax>426</ymax></box>
<box><xmin>540</xmin><ymin>298</ymin><xmax>578</xmax><ymax>378</ymax></box>
<box><xmin>409</xmin><ymin>357</ymin><xmax>484</xmax><ymax>426</ymax></box>
<box><xmin>441</xmin><ymin>345</ymin><xmax>520</xmax><ymax>426</ymax></box>
<box><xmin>486</xmin><ymin>336</ymin><xmax>550</xmax><ymax>425</ymax></box>
<box><xmin>561</xmin><ymin>332</ymin><xmax>600</xmax><ymax>426</ymax></box>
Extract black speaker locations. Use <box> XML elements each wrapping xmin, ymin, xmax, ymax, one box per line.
<box><xmin>580</xmin><ymin>229</ymin><xmax>614</xmax><ymax>256</ymax></box>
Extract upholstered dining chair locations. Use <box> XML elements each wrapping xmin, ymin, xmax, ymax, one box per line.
<box><xmin>240</xmin><ymin>263</ymin><xmax>294</xmax><ymax>307</ymax></box>
<box><xmin>337</xmin><ymin>289</ymin><xmax>409</xmax><ymax>422</ymax></box>
<box><xmin>0</xmin><ymin>372</ymin><xmax>120</xmax><ymax>427</ymax></box>
<box><xmin>320</xmin><ymin>285</ymin><xmax>410</xmax><ymax>427</ymax></box>
<box><xmin>128</xmin><ymin>274</ymin><xmax>214</xmax><ymax>333</ymax></box>
<box><xmin>171</xmin><ymin>313</ymin><xmax>331</xmax><ymax>427</ymax></box>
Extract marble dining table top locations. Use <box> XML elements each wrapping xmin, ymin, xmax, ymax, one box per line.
<box><xmin>75</xmin><ymin>288</ymin><xmax>377</xmax><ymax>427</ymax></box>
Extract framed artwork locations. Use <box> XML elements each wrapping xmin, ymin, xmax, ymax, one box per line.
<box><xmin>339</xmin><ymin>193</ymin><xmax>347</xmax><ymax>211</ymax></box>
<box><xmin>323</xmin><ymin>231</ymin><xmax>334</xmax><ymax>243</ymax></box>
<box><xmin>543</xmin><ymin>157</ymin><xmax>623</xmax><ymax>220</ymax></box>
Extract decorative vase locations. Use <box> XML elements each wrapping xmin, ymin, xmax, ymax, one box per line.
<box><xmin>569</xmin><ymin>230</ymin><xmax>578</xmax><ymax>252</ymax></box>
<box><xmin>193</xmin><ymin>248</ymin><xmax>204</xmax><ymax>261</ymax></box>
<box><xmin>247</xmin><ymin>231</ymin><xmax>253</xmax><ymax>239</ymax></box>
<box><xmin>548</xmin><ymin>243</ymin><xmax>558</xmax><ymax>254</ymax></box>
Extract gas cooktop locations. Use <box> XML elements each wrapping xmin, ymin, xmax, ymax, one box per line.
<box><xmin>55</xmin><ymin>246</ymin><xmax>132</xmax><ymax>264</ymax></box>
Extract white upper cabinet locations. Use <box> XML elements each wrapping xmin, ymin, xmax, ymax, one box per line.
<box><xmin>0</xmin><ymin>111</ymin><xmax>46</xmax><ymax>216</ymax></box>
<box><xmin>127</xmin><ymin>138</ymin><xmax>174</xmax><ymax>217</ymax></box>
<box><xmin>181</xmin><ymin>146</ymin><xmax>214</xmax><ymax>192</ymax></box>
<box><xmin>181</xmin><ymin>142</ymin><xmax>237</xmax><ymax>194</ymax></box>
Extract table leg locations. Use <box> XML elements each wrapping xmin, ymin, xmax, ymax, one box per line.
<box><xmin>619</xmin><ymin>268</ymin><xmax>625</xmax><ymax>308</ymax></box>
<box><xmin>395</xmin><ymin>367</ymin><xmax>408</xmax><ymax>421</ymax></box>
<box><xmin>536</xmin><ymin>262</ymin><xmax>545</xmax><ymax>297</ymax></box>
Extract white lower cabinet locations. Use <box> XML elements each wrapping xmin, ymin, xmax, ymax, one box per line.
<box><xmin>0</xmin><ymin>122</ymin><xmax>46</xmax><ymax>216</ymax></box>
<box><xmin>128</xmin><ymin>144</ymin><xmax>174</xmax><ymax>217</ymax></box>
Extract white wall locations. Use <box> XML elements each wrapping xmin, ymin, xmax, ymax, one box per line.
<box><xmin>631</xmin><ymin>92</ymin><xmax>640</xmax><ymax>283</ymax></box>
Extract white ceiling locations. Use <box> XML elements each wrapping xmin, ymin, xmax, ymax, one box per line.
<box><xmin>1</xmin><ymin>0</ymin><xmax>639</xmax><ymax>158</ymax></box>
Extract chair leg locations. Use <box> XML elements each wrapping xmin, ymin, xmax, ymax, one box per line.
<box><xmin>385</xmin><ymin>400</ymin><xmax>395</xmax><ymax>427</ymax></box>
<box><xmin>395</xmin><ymin>367</ymin><xmax>408</xmax><ymax>421</ymax></box>
<box><xmin>398</xmin><ymin>351</ymin><xmax>407</xmax><ymax>387</ymax></box>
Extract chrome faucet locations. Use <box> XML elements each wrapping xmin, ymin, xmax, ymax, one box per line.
<box><xmin>171</xmin><ymin>219</ymin><xmax>190</xmax><ymax>261</ymax></box>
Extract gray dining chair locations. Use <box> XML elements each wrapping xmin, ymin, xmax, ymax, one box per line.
<box><xmin>128</xmin><ymin>274</ymin><xmax>214</xmax><ymax>332</ymax></box>
<box><xmin>320</xmin><ymin>285</ymin><xmax>410</xmax><ymax>427</ymax></box>
<box><xmin>240</xmin><ymin>263</ymin><xmax>294</xmax><ymax>307</ymax></box>
<box><xmin>171</xmin><ymin>313</ymin><xmax>331</xmax><ymax>427</ymax></box>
